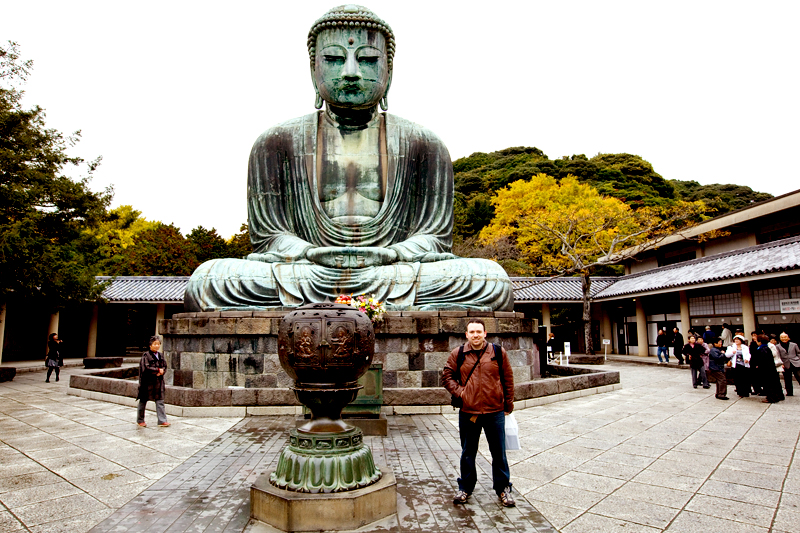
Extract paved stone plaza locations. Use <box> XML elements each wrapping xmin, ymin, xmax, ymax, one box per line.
<box><xmin>0</xmin><ymin>362</ymin><xmax>798</xmax><ymax>532</ymax></box>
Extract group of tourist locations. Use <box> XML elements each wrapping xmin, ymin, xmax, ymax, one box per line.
<box><xmin>661</xmin><ymin>324</ymin><xmax>800</xmax><ymax>403</ymax></box>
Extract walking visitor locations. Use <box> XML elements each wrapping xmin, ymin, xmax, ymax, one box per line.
<box><xmin>45</xmin><ymin>332</ymin><xmax>63</xmax><ymax>383</ymax></box>
<box><xmin>137</xmin><ymin>335</ymin><xmax>170</xmax><ymax>427</ymax></box>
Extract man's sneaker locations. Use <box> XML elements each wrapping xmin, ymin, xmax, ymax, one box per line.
<box><xmin>499</xmin><ymin>486</ymin><xmax>516</xmax><ymax>507</ymax></box>
<box><xmin>453</xmin><ymin>490</ymin><xmax>470</xmax><ymax>504</ymax></box>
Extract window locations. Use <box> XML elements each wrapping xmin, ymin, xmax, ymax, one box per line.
<box><xmin>689</xmin><ymin>296</ymin><xmax>713</xmax><ymax>315</ymax></box>
<box><xmin>754</xmin><ymin>287</ymin><xmax>790</xmax><ymax>312</ymax></box>
<box><xmin>714</xmin><ymin>292</ymin><xmax>742</xmax><ymax>314</ymax></box>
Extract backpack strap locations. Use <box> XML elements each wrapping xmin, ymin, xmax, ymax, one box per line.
<box><xmin>493</xmin><ymin>343</ymin><xmax>505</xmax><ymax>389</ymax></box>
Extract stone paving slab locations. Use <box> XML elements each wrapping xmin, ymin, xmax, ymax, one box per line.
<box><xmin>2</xmin><ymin>361</ymin><xmax>800</xmax><ymax>532</ymax></box>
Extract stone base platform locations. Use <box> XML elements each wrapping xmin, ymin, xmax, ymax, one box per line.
<box><xmin>250</xmin><ymin>467</ymin><xmax>397</xmax><ymax>532</ymax></box>
<box><xmin>158</xmin><ymin>311</ymin><xmax>539</xmax><ymax>391</ymax></box>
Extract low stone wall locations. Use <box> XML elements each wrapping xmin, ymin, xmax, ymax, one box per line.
<box><xmin>68</xmin><ymin>364</ymin><xmax>621</xmax><ymax>413</ymax></box>
<box><xmin>158</xmin><ymin>311</ymin><xmax>538</xmax><ymax>391</ymax></box>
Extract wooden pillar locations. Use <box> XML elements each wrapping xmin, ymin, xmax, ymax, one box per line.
<box><xmin>86</xmin><ymin>304</ymin><xmax>99</xmax><ymax>358</ymax></box>
<box><xmin>0</xmin><ymin>302</ymin><xmax>6</xmax><ymax>365</ymax></box>
<box><xmin>679</xmin><ymin>290</ymin><xmax>690</xmax><ymax>336</ymax></box>
<box><xmin>635</xmin><ymin>298</ymin><xmax>648</xmax><ymax>357</ymax></box>
<box><xmin>541</xmin><ymin>303</ymin><xmax>551</xmax><ymax>336</ymax></box>
<box><xmin>155</xmin><ymin>303</ymin><xmax>165</xmax><ymax>336</ymax></box>
<box><xmin>740</xmin><ymin>281</ymin><xmax>756</xmax><ymax>335</ymax></box>
<box><xmin>47</xmin><ymin>311</ymin><xmax>59</xmax><ymax>355</ymax></box>
<box><xmin>600</xmin><ymin>304</ymin><xmax>613</xmax><ymax>354</ymax></box>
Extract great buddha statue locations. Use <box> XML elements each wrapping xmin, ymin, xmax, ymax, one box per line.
<box><xmin>184</xmin><ymin>5</ymin><xmax>513</xmax><ymax>311</ymax></box>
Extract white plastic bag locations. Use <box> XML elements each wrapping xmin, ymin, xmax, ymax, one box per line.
<box><xmin>505</xmin><ymin>413</ymin><xmax>520</xmax><ymax>451</ymax></box>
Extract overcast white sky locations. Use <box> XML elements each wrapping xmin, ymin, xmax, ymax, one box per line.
<box><xmin>3</xmin><ymin>1</ymin><xmax>798</xmax><ymax>238</ymax></box>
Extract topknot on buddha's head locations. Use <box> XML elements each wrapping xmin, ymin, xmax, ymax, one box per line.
<box><xmin>307</xmin><ymin>5</ymin><xmax>395</xmax><ymax>68</ymax></box>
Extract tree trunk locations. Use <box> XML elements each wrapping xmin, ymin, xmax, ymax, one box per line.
<box><xmin>582</xmin><ymin>273</ymin><xmax>594</xmax><ymax>355</ymax></box>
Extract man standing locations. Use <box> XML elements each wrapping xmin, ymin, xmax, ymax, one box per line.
<box><xmin>672</xmin><ymin>327</ymin><xmax>685</xmax><ymax>365</ymax></box>
<box><xmin>442</xmin><ymin>319</ymin><xmax>516</xmax><ymax>507</ymax></box>
<box><xmin>656</xmin><ymin>329</ymin><xmax>670</xmax><ymax>364</ymax></box>
<box><xmin>720</xmin><ymin>323</ymin><xmax>733</xmax><ymax>348</ymax></box>
<box><xmin>778</xmin><ymin>332</ymin><xmax>800</xmax><ymax>396</ymax></box>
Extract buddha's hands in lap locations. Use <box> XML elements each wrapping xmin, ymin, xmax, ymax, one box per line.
<box><xmin>306</xmin><ymin>247</ymin><xmax>398</xmax><ymax>268</ymax></box>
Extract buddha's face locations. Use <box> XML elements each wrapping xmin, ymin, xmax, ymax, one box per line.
<box><xmin>314</xmin><ymin>28</ymin><xmax>390</xmax><ymax>109</ymax></box>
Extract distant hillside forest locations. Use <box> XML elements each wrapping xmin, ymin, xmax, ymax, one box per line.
<box><xmin>453</xmin><ymin>147</ymin><xmax>773</xmax><ymax>242</ymax></box>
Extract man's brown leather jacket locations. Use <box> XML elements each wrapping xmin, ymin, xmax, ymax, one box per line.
<box><xmin>442</xmin><ymin>342</ymin><xmax>515</xmax><ymax>415</ymax></box>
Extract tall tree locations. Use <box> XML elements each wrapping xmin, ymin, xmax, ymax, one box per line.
<box><xmin>115</xmin><ymin>223</ymin><xmax>198</xmax><ymax>276</ymax></box>
<box><xmin>187</xmin><ymin>225</ymin><xmax>229</xmax><ymax>263</ymax></box>
<box><xmin>480</xmin><ymin>174</ymin><xmax>705</xmax><ymax>354</ymax></box>
<box><xmin>0</xmin><ymin>42</ymin><xmax>110</xmax><ymax>305</ymax></box>
<box><xmin>85</xmin><ymin>205</ymin><xmax>157</xmax><ymax>275</ymax></box>
<box><xmin>226</xmin><ymin>223</ymin><xmax>251</xmax><ymax>259</ymax></box>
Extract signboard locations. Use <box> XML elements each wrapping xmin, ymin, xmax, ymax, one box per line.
<box><xmin>780</xmin><ymin>299</ymin><xmax>800</xmax><ymax>313</ymax></box>
<box><xmin>602</xmin><ymin>339</ymin><xmax>611</xmax><ymax>345</ymax></box>
<box><xmin>563</xmin><ymin>342</ymin><xmax>571</xmax><ymax>357</ymax></box>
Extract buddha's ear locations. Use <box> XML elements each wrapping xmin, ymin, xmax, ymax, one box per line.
<box><xmin>310</xmin><ymin>63</ymin><xmax>323</xmax><ymax>109</ymax></box>
<box><xmin>380</xmin><ymin>70</ymin><xmax>393</xmax><ymax>111</ymax></box>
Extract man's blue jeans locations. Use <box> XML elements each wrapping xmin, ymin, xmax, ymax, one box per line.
<box><xmin>657</xmin><ymin>346</ymin><xmax>669</xmax><ymax>363</ymax></box>
<box><xmin>458</xmin><ymin>410</ymin><xmax>511</xmax><ymax>495</ymax></box>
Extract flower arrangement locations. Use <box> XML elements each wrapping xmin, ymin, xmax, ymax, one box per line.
<box><xmin>336</xmin><ymin>294</ymin><xmax>386</xmax><ymax>324</ymax></box>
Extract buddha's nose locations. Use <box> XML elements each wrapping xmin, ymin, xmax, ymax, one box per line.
<box><xmin>343</xmin><ymin>54</ymin><xmax>361</xmax><ymax>81</ymax></box>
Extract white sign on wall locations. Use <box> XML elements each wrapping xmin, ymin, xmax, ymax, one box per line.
<box><xmin>781</xmin><ymin>299</ymin><xmax>800</xmax><ymax>313</ymax></box>
<box><xmin>602</xmin><ymin>339</ymin><xmax>611</xmax><ymax>345</ymax></box>
<box><xmin>563</xmin><ymin>342</ymin><xmax>571</xmax><ymax>357</ymax></box>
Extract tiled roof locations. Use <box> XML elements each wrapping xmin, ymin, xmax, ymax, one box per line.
<box><xmin>595</xmin><ymin>235</ymin><xmax>800</xmax><ymax>299</ymax></box>
<box><xmin>511</xmin><ymin>277</ymin><xmax>619</xmax><ymax>302</ymax></box>
<box><xmin>98</xmin><ymin>276</ymin><xmax>189</xmax><ymax>302</ymax></box>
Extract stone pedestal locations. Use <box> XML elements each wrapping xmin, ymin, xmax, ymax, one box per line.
<box><xmin>251</xmin><ymin>467</ymin><xmax>397</xmax><ymax>532</ymax></box>
<box><xmin>159</xmin><ymin>311</ymin><xmax>538</xmax><ymax>398</ymax></box>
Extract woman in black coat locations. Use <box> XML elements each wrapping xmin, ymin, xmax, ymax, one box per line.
<box><xmin>137</xmin><ymin>336</ymin><xmax>170</xmax><ymax>427</ymax></box>
<box><xmin>45</xmin><ymin>332</ymin><xmax>63</xmax><ymax>382</ymax></box>
<box><xmin>751</xmin><ymin>334</ymin><xmax>784</xmax><ymax>404</ymax></box>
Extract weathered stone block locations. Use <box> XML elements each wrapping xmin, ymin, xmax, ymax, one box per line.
<box><xmin>192</xmin><ymin>371</ymin><xmax>206</xmax><ymax>389</ymax></box>
<box><xmin>384</xmin><ymin>353</ymin><xmax>408</xmax><ymax>371</ymax></box>
<box><xmin>271</xmin><ymin>318</ymin><xmax>282</xmax><ymax>335</ymax></box>
<box><xmin>466</xmin><ymin>310</ymin><xmax>494</xmax><ymax>317</ymax></box>
<box><xmin>421</xmin><ymin>370</ymin><xmax>440</xmax><ymax>388</ymax></box>
<box><xmin>164</xmin><ymin>386</ymin><xmax>185</xmax><ymax>405</ymax></box>
<box><xmin>256</xmin><ymin>336</ymin><xmax>278</xmax><ymax>354</ymax></box>
<box><xmin>556</xmin><ymin>377</ymin><xmax>576</xmax><ymax>394</ymax></box>
<box><xmin>220</xmin><ymin>311</ymin><xmax>254</xmax><ymax>318</ymax></box>
<box><xmin>496</xmin><ymin>318</ymin><xmax>520</xmax><ymax>333</ymax></box>
<box><xmin>418</xmin><ymin>338</ymin><xmax>449</xmax><ymax>353</ymax></box>
<box><xmin>512</xmin><ymin>365</ymin><xmax>532</xmax><ymax>384</ymax></box>
<box><xmin>206</xmin><ymin>318</ymin><xmax>236</xmax><ymax>335</ymax></box>
<box><xmin>231</xmin><ymin>388</ymin><xmax>258</xmax><ymax>405</ymax></box>
<box><xmin>183</xmin><ymin>388</ymin><xmax>232</xmax><ymax>407</ymax></box>
<box><xmin>258</xmin><ymin>388</ymin><xmax>301</xmax><ymax>405</ymax></box>
<box><xmin>173</xmin><ymin>370</ymin><xmax>194</xmax><ymax>388</ymax></box>
<box><xmin>384</xmin><ymin>387</ymin><xmax>449</xmax><ymax>405</ymax></box>
<box><xmin>531</xmin><ymin>379</ymin><xmax>559</xmax><ymax>397</ymax></box>
<box><xmin>506</xmin><ymin>350</ymin><xmax>528</xmax><ymax>367</ymax></box>
<box><xmin>413</xmin><ymin>317</ymin><xmax>438</xmax><ymax>335</ymax></box>
<box><xmin>383</xmin><ymin>371</ymin><xmax>397</xmax><ymax>388</ymax></box>
<box><xmin>251</xmin><ymin>311</ymin><xmax>287</xmax><ymax>318</ymax></box>
<box><xmin>246</xmin><ymin>374</ymin><xmax>277</xmax><ymax>388</ymax></box>
<box><xmin>277</xmin><ymin>371</ymin><xmax>293</xmax><ymax>387</ymax></box>
<box><xmin>189</xmin><ymin>318</ymin><xmax>210</xmax><ymax>334</ymax></box>
<box><xmin>439</xmin><ymin>317</ymin><xmax>467</xmax><ymax>334</ymax></box>
<box><xmin>238</xmin><ymin>354</ymin><xmax>264</xmax><ymax>375</ymax></box>
<box><xmin>425</xmin><ymin>352</ymin><xmax>450</xmax><ymax>371</ymax></box>
<box><xmin>205</xmin><ymin>371</ymin><xmax>224</xmax><ymax>389</ymax></box>
<box><xmin>195</xmin><ymin>311</ymin><xmax>221</xmax><ymax>318</ymax></box>
<box><xmin>519</xmin><ymin>336</ymin><xmax>534</xmax><ymax>349</ymax></box>
<box><xmin>235</xmin><ymin>318</ymin><xmax>272</xmax><ymax>335</ymax></box>
<box><xmin>396</xmin><ymin>370</ymin><xmax>421</xmax><ymax>388</ymax></box>
<box><xmin>384</xmin><ymin>317</ymin><xmax>414</xmax><ymax>335</ymax></box>
<box><xmin>259</xmin><ymin>353</ymin><xmax>279</xmax><ymax>374</ymax></box>
<box><xmin>408</xmin><ymin>353</ymin><xmax>425</xmax><ymax>371</ymax></box>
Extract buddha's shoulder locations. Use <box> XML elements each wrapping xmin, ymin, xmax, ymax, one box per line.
<box><xmin>253</xmin><ymin>113</ymin><xmax>319</xmax><ymax>144</ymax></box>
<box><xmin>383</xmin><ymin>113</ymin><xmax>446</xmax><ymax>146</ymax></box>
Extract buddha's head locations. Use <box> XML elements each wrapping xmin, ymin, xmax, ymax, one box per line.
<box><xmin>308</xmin><ymin>5</ymin><xmax>394</xmax><ymax>111</ymax></box>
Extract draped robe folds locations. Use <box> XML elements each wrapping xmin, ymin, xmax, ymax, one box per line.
<box><xmin>184</xmin><ymin>111</ymin><xmax>513</xmax><ymax>311</ymax></box>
